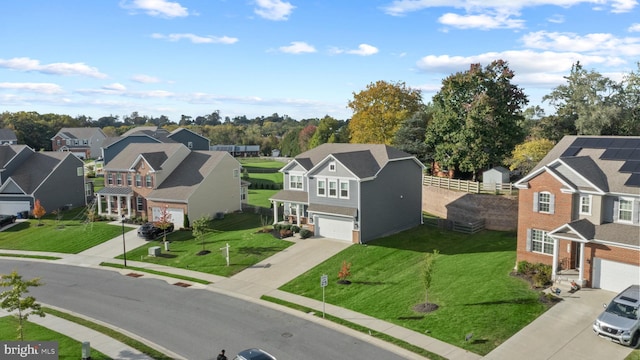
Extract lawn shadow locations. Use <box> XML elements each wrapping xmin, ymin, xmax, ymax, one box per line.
<box><xmin>462</xmin><ymin>298</ymin><xmax>540</xmax><ymax>306</ymax></box>
<box><xmin>157</xmin><ymin>253</ymin><xmax>178</xmax><ymax>259</ymax></box>
<box><xmin>238</xmin><ymin>246</ymin><xmax>285</xmax><ymax>255</ymax></box>
<box><xmin>351</xmin><ymin>281</ymin><xmax>387</xmax><ymax>286</ymax></box>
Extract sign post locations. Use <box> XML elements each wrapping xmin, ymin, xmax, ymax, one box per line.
<box><xmin>320</xmin><ymin>274</ymin><xmax>328</xmax><ymax>318</ymax></box>
<box><xmin>220</xmin><ymin>243</ymin><xmax>230</xmax><ymax>266</ymax></box>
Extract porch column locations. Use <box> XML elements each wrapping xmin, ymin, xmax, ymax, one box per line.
<box><xmin>126</xmin><ymin>195</ymin><xmax>132</xmax><ymax>218</ymax></box>
<box><xmin>551</xmin><ymin>237</ymin><xmax>559</xmax><ymax>282</ymax></box>
<box><xmin>296</xmin><ymin>203</ymin><xmax>301</xmax><ymax>225</ymax></box>
<box><xmin>272</xmin><ymin>201</ymin><xmax>278</xmax><ymax>224</ymax></box>
<box><xmin>578</xmin><ymin>242</ymin><xmax>586</xmax><ymax>286</ymax></box>
<box><xmin>106</xmin><ymin>195</ymin><xmax>112</xmax><ymax>215</ymax></box>
<box><xmin>97</xmin><ymin>194</ymin><xmax>102</xmax><ymax>215</ymax></box>
<box><xmin>117</xmin><ymin>195</ymin><xmax>123</xmax><ymax>218</ymax></box>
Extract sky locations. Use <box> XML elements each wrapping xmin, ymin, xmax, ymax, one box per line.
<box><xmin>1</xmin><ymin>0</ymin><xmax>639</xmax><ymax>122</ymax></box>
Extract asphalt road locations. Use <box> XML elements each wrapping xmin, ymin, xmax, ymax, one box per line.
<box><xmin>0</xmin><ymin>260</ymin><xmax>409</xmax><ymax>360</ymax></box>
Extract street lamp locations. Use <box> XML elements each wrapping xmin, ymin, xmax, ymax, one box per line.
<box><xmin>121</xmin><ymin>215</ymin><xmax>127</xmax><ymax>267</ymax></box>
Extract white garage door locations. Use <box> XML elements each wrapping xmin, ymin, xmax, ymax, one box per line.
<box><xmin>0</xmin><ymin>201</ymin><xmax>30</xmax><ymax>216</ymax></box>
<box><xmin>315</xmin><ymin>216</ymin><xmax>353</xmax><ymax>241</ymax></box>
<box><xmin>152</xmin><ymin>207</ymin><xmax>184</xmax><ymax>229</ymax></box>
<box><xmin>592</xmin><ymin>258</ymin><xmax>640</xmax><ymax>293</ymax></box>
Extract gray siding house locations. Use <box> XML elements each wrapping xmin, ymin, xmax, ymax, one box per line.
<box><xmin>0</xmin><ymin>145</ymin><xmax>86</xmax><ymax>215</ymax></box>
<box><xmin>270</xmin><ymin>144</ymin><xmax>424</xmax><ymax>243</ymax></box>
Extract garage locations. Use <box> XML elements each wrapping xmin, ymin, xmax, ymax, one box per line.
<box><xmin>315</xmin><ymin>215</ymin><xmax>353</xmax><ymax>241</ymax></box>
<box><xmin>0</xmin><ymin>201</ymin><xmax>30</xmax><ymax>216</ymax></box>
<box><xmin>592</xmin><ymin>258</ymin><xmax>640</xmax><ymax>293</ymax></box>
<box><xmin>152</xmin><ymin>207</ymin><xmax>184</xmax><ymax>229</ymax></box>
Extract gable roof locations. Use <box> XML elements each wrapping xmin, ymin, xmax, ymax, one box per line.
<box><xmin>105</xmin><ymin>143</ymin><xmax>185</xmax><ymax>171</ymax></box>
<box><xmin>52</xmin><ymin>127</ymin><xmax>105</xmax><ymax>140</ymax></box>
<box><xmin>284</xmin><ymin>143</ymin><xmax>422</xmax><ymax>178</ymax></box>
<box><xmin>3</xmin><ymin>151</ymin><xmax>76</xmax><ymax>194</ymax></box>
<box><xmin>168</xmin><ymin>128</ymin><xmax>209</xmax><ymax>141</ymax></box>
<box><xmin>516</xmin><ymin>136</ymin><xmax>640</xmax><ymax>193</ymax></box>
<box><xmin>0</xmin><ymin>129</ymin><xmax>17</xmax><ymax>141</ymax></box>
<box><xmin>0</xmin><ymin>145</ymin><xmax>28</xmax><ymax>168</ymax></box>
<box><xmin>146</xmin><ymin>150</ymin><xmax>232</xmax><ymax>202</ymax></box>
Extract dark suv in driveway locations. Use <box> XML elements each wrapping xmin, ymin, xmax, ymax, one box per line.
<box><xmin>137</xmin><ymin>222</ymin><xmax>174</xmax><ymax>240</ymax></box>
<box><xmin>0</xmin><ymin>214</ymin><xmax>17</xmax><ymax>227</ymax></box>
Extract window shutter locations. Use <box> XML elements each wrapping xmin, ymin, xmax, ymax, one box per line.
<box><xmin>549</xmin><ymin>194</ymin><xmax>555</xmax><ymax>214</ymax></box>
<box><xmin>613</xmin><ymin>200</ymin><xmax>619</xmax><ymax>222</ymax></box>
<box><xmin>634</xmin><ymin>200</ymin><xmax>640</xmax><ymax>225</ymax></box>
<box><xmin>533</xmin><ymin>192</ymin><xmax>539</xmax><ymax>212</ymax></box>
<box><xmin>526</xmin><ymin>229</ymin><xmax>532</xmax><ymax>252</ymax></box>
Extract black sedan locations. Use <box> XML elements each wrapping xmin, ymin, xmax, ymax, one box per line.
<box><xmin>137</xmin><ymin>222</ymin><xmax>174</xmax><ymax>240</ymax></box>
<box><xmin>0</xmin><ymin>214</ymin><xmax>17</xmax><ymax>227</ymax></box>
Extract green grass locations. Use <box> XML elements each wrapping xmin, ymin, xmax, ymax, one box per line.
<box><xmin>239</xmin><ymin>159</ymin><xmax>285</xmax><ymax>170</ymax></box>
<box><xmin>0</xmin><ymin>253</ymin><xmax>61</xmax><ymax>260</ymax></box>
<box><xmin>0</xmin><ymin>208</ymin><xmax>131</xmax><ymax>253</ymax></box>
<box><xmin>247</xmin><ymin>189</ymin><xmax>280</xmax><ymax>208</ymax></box>
<box><xmin>119</xmin><ymin>212</ymin><xmax>292</xmax><ymax>277</ymax></box>
<box><xmin>42</xmin><ymin>307</ymin><xmax>174</xmax><ymax>360</ymax></box>
<box><xmin>100</xmin><ymin>262</ymin><xmax>211</xmax><ymax>284</ymax></box>
<box><xmin>0</xmin><ymin>316</ymin><xmax>110</xmax><ymax>359</ymax></box>
<box><xmin>240</xmin><ymin>159</ymin><xmax>284</xmax><ymax>208</ymax></box>
<box><xmin>279</xmin><ymin>225</ymin><xmax>547</xmax><ymax>356</ymax></box>
<box><xmin>262</xmin><ymin>295</ymin><xmax>447</xmax><ymax>360</ymax></box>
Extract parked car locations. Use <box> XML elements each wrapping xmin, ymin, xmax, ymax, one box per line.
<box><xmin>593</xmin><ymin>284</ymin><xmax>640</xmax><ymax>346</ymax></box>
<box><xmin>0</xmin><ymin>214</ymin><xmax>17</xmax><ymax>227</ymax></box>
<box><xmin>233</xmin><ymin>348</ymin><xmax>276</xmax><ymax>360</ymax></box>
<box><xmin>137</xmin><ymin>222</ymin><xmax>174</xmax><ymax>240</ymax></box>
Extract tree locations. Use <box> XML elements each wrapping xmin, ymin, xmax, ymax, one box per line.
<box><xmin>337</xmin><ymin>260</ymin><xmax>352</xmax><ymax>284</ymax></box>
<box><xmin>154</xmin><ymin>205</ymin><xmax>173</xmax><ymax>245</ymax></box>
<box><xmin>417</xmin><ymin>250</ymin><xmax>439</xmax><ymax>312</ymax></box>
<box><xmin>192</xmin><ymin>215</ymin><xmax>212</xmax><ymax>255</ymax></box>
<box><xmin>507</xmin><ymin>138</ymin><xmax>555</xmax><ymax>176</ymax></box>
<box><xmin>308</xmin><ymin>116</ymin><xmax>343</xmax><ymax>149</ymax></box>
<box><xmin>425</xmin><ymin>60</ymin><xmax>528</xmax><ymax>179</ymax></box>
<box><xmin>392</xmin><ymin>106</ymin><xmax>433</xmax><ymax>164</ymax></box>
<box><xmin>33</xmin><ymin>199</ymin><xmax>46</xmax><ymax>225</ymax></box>
<box><xmin>348</xmin><ymin>80</ymin><xmax>423</xmax><ymax>144</ymax></box>
<box><xmin>0</xmin><ymin>270</ymin><xmax>45</xmax><ymax>340</ymax></box>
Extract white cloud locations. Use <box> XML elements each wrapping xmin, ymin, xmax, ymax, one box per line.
<box><xmin>103</xmin><ymin>83</ymin><xmax>127</xmax><ymax>92</ymax></box>
<box><xmin>522</xmin><ymin>31</ymin><xmax>640</xmax><ymax>56</ymax></box>
<box><xmin>438</xmin><ymin>12</ymin><xmax>525</xmax><ymax>29</ymax></box>
<box><xmin>0</xmin><ymin>82</ymin><xmax>64</xmax><ymax>94</ymax></box>
<box><xmin>347</xmin><ymin>44</ymin><xmax>379</xmax><ymax>56</ymax></box>
<box><xmin>0</xmin><ymin>57</ymin><xmax>107</xmax><ymax>78</ymax></box>
<box><xmin>546</xmin><ymin>14</ymin><xmax>565</xmax><ymax>23</ymax></box>
<box><xmin>279</xmin><ymin>41</ymin><xmax>316</xmax><ymax>54</ymax></box>
<box><xmin>254</xmin><ymin>0</ymin><xmax>295</xmax><ymax>21</ymax></box>
<box><xmin>120</xmin><ymin>0</ymin><xmax>188</xmax><ymax>18</ymax></box>
<box><xmin>382</xmin><ymin>0</ymin><xmax>637</xmax><ymax>16</ymax></box>
<box><xmin>151</xmin><ymin>33</ymin><xmax>238</xmax><ymax>44</ymax></box>
<box><xmin>131</xmin><ymin>74</ymin><xmax>161</xmax><ymax>83</ymax></box>
<box><xmin>629</xmin><ymin>23</ymin><xmax>640</xmax><ymax>32</ymax></box>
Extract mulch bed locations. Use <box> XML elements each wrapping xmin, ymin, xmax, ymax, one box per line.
<box><xmin>413</xmin><ymin>303</ymin><xmax>439</xmax><ymax>313</ymax></box>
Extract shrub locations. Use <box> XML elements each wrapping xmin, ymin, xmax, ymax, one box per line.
<box><xmin>517</xmin><ymin>260</ymin><xmax>534</xmax><ymax>275</ymax></box>
<box><xmin>532</xmin><ymin>263</ymin><xmax>552</xmax><ymax>287</ymax></box>
<box><xmin>299</xmin><ymin>229</ymin><xmax>312</xmax><ymax>238</ymax></box>
<box><xmin>291</xmin><ymin>225</ymin><xmax>300</xmax><ymax>233</ymax></box>
<box><xmin>279</xmin><ymin>229</ymin><xmax>293</xmax><ymax>238</ymax></box>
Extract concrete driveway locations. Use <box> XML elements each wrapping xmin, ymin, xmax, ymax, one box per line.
<box><xmin>484</xmin><ymin>286</ymin><xmax>636</xmax><ymax>360</ymax></box>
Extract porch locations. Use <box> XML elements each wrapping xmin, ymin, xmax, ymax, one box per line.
<box><xmin>95</xmin><ymin>187</ymin><xmax>135</xmax><ymax>220</ymax></box>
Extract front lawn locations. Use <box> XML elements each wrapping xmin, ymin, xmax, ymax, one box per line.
<box><xmin>279</xmin><ymin>225</ymin><xmax>547</xmax><ymax>356</ymax></box>
<box><xmin>0</xmin><ymin>210</ymin><xmax>129</xmax><ymax>253</ymax></box>
<box><xmin>0</xmin><ymin>316</ymin><xmax>109</xmax><ymax>359</ymax></box>
<box><xmin>120</xmin><ymin>212</ymin><xmax>292</xmax><ymax>277</ymax></box>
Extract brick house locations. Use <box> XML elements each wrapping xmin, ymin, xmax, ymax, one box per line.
<box><xmin>514</xmin><ymin>136</ymin><xmax>640</xmax><ymax>293</ymax></box>
<box><xmin>51</xmin><ymin>127</ymin><xmax>107</xmax><ymax>159</ymax></box>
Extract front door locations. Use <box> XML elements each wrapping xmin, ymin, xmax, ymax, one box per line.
<box><xmin>574</xmin><ymin>242</ymin><xmax>581</xmax><ymax>269</ymax></box>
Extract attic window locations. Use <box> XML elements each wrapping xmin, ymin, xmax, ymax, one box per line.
<box><xmin>329</xmin><ymin>162</ymin><xmax>336</xmax><ymax>172</ymax></box>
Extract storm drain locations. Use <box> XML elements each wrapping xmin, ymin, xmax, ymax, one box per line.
<box><xmin>126</xmin><ymin>273</ymin><xmax>143</xmax><ymax>278</ymax></box>
<box><xmin>173</xmin><ymin>282</ymin><xmax>191</xmax><ymax>288</ymax></box>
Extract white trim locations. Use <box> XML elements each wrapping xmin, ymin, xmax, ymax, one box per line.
<box><xmin>579</xmin><ymin>194</ymin><xmax>592</xmax><ymax>215</ymax></box>
<box><xmin>553</xmin><ymin>158</ymin><xmax>607</xmax><ymax>195</ymax></box>
<box><xmin>339</xmin><ymin>180</ymin><xmax>349</xmax><ymax>199</ymax></box>
<box><xmin>617</xmin><ymin>197</ymin><xmax>634</xmax><ymax>224</ymax></box>
<box><xmin>328</xmin><ymin>179</ymin><xmax>338</xmax><ymax>198</ymax></box>
<box><xmin>317</xmin><ymin>178</ymin><xmax>326</xmax><ymax>197</ymax></box>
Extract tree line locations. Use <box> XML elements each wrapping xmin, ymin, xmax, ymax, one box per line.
<box><xmin>1</xmin><ymin>60</ymin><xmax>638</xmax><ymax>180</ymax></box>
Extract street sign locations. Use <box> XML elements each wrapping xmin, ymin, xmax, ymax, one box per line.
<box><xmin>320</xmin><ymin>274</ymin><xmax>328</xmax><ymax>287</ymax></box>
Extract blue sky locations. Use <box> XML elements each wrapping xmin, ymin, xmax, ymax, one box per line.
<box><xmin>1</xmin><ymin>0</ymin><xmax>639</xmax><ymax>122</ymax></box>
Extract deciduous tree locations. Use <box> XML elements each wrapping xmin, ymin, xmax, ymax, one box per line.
<box><xmin>192</xmin><ymin>215</ymin><xmax>212</xmax><ymax>254</ymax></box>
<box><xmin>425</xmin><ymin>60</ymin><xmax>528</xmax><ymax>179</ymax></box>
<box><xmin>33</xmin><ymin>199</ymin><xmax>46</xmax><ymax>225</ymax></box>
<box><xmin>392</xmin><ymin>106</ymin><xmax>433</xmax><ymax>164</ymax></box>
<box><xmin>507</xmin><ymin>138</ymin><xmax>555</xmax><ymax>176</ymax></box>
<box><xmin>348</xmin><ymin>80</ymin><xmax>423</xmax><ymax>144</ymax></box>
<box><xmin>0</xmin><ymin>270</ymin><xmax>45</xmax><ymax>340</ymax></box>
<box><xmin>154</xmin><ymin>205</ymin><xmax>173</xmax><ymax>245</ymax></box>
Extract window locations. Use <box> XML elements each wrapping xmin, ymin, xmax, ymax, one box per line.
<box><xmin>340</xmin><ymin>181</ymin><xmax>349</xmax><ymax>198</ymax></box>
<box><xmin>579</xmin><ymin>195</ymin><xmax>591</xmax><ymax>215</ymax></box>
<box><xmin>127</xmin><ymin>173</ymin><xmax>132</xmax><ymax>186</ymax></box>
<box><xmin>329</xmin><ymin>162</ymin><xmax>336</xmax><ymax>172</ymax></box>
<box><xmin>233</xmin><ymin>169</ymin><xmax>239</xmax><ymax>178</ymax></box>
<box><xmin>135</xmin><ymin>174</ymin><xmax>142</xmax><ymax>187</ymax></box>
<box><xmin>107</xmin><ymin>174</ymin><xmax>113</xmax><ymax>185</ymax></box>
<box><xmin>116</xmin><ymin>173</ymin><xmax>123</xmax><ymax>186</ymax></box>
<box><xmin>83</xmin><ymin>139</ymin><xmax>88</xmax><ymax>145</ymax></box>
<box><xmin>328</xmin><ymin>180</ymin><xmax>337</xmax><ymax>197</ymax></box>
<box><xmin>534</xmin><ymin>192</ymin><xmax>554</xmax><ymax>214</ymax></box>
<box><xmin>529</xmin><ymin>229</ymin><xmax>554</xmax><ymax>255</ymax></box>
<box><xmin>317</xmin><ymin>179</ymin><xmax>326</xmax><ymax>196</ymax></box>
<box><xmin>136</xmin><ymin>197</ymin><xmax>144</xmax><ymax>211</ymax></box>
<box><xmin>618</xmin><ymin>198</ymin><xmax>633</xmax><ymax>223</ymax></box>
<box><xmin>84</xmin><ymin>183</ymin><xmax>92</xmax><ymax>197</ymax></box>
<box><xmin>56</xmin><ymin>139</ymin><xmax>61</xmax><ymax>146</ymax></box>
<box><xmin>145</xmin><ymin>175</ymin><xmax>152</xmax><ymax>188</ymax></box>
<box><xmin>289</xmin><ymin>175</ymin><xmax>303</xmax><ymax>190</ymax></box>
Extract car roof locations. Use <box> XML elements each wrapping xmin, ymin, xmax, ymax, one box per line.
<box><xmin>615</xmin><ymin>285</ymin><xmax>640</xmax><ymax>306</ymax></box>
<box><xmin>236</xmin><ymin>348</ymin><xmax>275</xmax><ymax>360</ymax></box>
